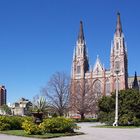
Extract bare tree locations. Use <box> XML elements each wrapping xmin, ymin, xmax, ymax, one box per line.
<box><xmin>42</xmin><ymin>72</ymin><xmax>70</xmax><ymax>116</ymax></box>
<box><xmin>70</xmin><ymin>79</ymin><xmax>101</xmax><ymax>120</ymax></box>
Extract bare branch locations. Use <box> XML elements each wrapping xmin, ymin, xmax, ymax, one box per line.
<box><xmin>41</xmin><ymin>72</ymin><xmax>70</xmax><ymax>116</ymax></box>
<box><xmin>70</xmin><ymin>79</ymin><xmax>102</xmax><ymax>119</ymax></box>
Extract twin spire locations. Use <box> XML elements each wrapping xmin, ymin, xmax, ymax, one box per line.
<box><xmin>75</xmin><ymin>12</ymin><xmax>123</xmax><ymax>60</ymax></box>
<box><xmin>73</xmin><ymin>12</ymin><xmax>125</xmax><ymax>77</ymax></box>
<box><xmin>78</xmin><ymin>12</ymin><xmax>123</xmax><ymax>41</ymax></box>
<box><xmin>78</xmin><ymin>21</ymin><xmax>85</xmax><ymax>43</ymax></box>
<box><xmin>115</xmin><ymin>12</ymin><xmax>123</xmax><ymax>36</ymax></box>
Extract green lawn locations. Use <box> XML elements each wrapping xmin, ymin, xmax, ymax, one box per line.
<box><xmin>0</xmin><ymin>130</ymin><xmax>83</xmax><ymax>139</ymax></box>
<box><xmin>93</xmin><ymin>125</ymin><xmax>140</xmax><ymax>129</ymax></box>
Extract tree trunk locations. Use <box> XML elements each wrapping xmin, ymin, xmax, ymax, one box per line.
<box><xmin>59</xmin><ymin>110</ymin><xmax>64</xmax><ymax>116</ymax></box>
<box><xmin>81</xmin><ymin>113</ymin><xmax>85</xmax><ymax>120</ymax></box>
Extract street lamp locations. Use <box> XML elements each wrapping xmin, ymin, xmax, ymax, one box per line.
<box><xmin>113</xmin><ymin>68</ymin><xmax>120</xmax><ymax>126</ymax></box>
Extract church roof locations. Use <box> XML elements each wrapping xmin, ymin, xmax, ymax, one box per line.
<box><xmin>93</xmin><ymin>55</ymin><xmax>104</xmax><ymax>73</ymax></box>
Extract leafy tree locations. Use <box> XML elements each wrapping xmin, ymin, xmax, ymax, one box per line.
<box><xmin>98</xmin><ymin>95</ymin><xmax>115</xmax><ymax>125</ymax></box>
<box><xmin>98</xmin><ymin>89</ymin><xmax>140</xmax><ymax>126</ymax></box>
<box><xmin>1</xmin><ymin>104</ymin><xmax>11</xmax><ymax>115</ymax></box>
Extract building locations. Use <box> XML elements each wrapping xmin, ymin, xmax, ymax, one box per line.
<box><xmin>0</xmin><ymin>85</ymin><xmax>7</xmax><ymax>106</ymax></box>
<box><xmin>128</xmin><ymin>76</ymin><xmax>140</xmax><ymax>90</ymax></box>
<box><xmin>70</xmin><ymin>13</ymin><xmax>128</xmax><ymax>116</ymax></box>
<box><xmin>11</xmin><ymin>98</ymin><xmax>32</xmax><ymax>116</ymax></box>
<box><xmin>71</xmin><ymin>13</ymin><xmax>128</xmax><ymax>96</ymax></box>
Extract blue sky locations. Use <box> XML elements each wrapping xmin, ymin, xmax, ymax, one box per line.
<box><xmin>0</xmin><ymin>0</ymin><xmax>140</xmax><ymax>104</ymax></box>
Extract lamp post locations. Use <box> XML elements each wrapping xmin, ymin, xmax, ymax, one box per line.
<box><xmin>113</xmin><ymin>69</ymin><xmax>120</xmax><ymax>126</ymax></box>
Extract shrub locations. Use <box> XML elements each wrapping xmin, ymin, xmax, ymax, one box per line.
<box><xmin>22</xmin><ymin>120</ymin><xmax>42</xmax><ymax>135</ymax></box>
<box><xmin>0</xmin><ymin>115</ymin><xmax>10</xmax><ymax>124</ymax></box>
<box><xmin>0</xmin><ymin>122</ymin><xmax>10</xmax><ymax>131</ymax></box>
<box><xmin>9</xmin><ymin>116</ymin><xmax>23</xmax><ymax>130</ymax></box>
<box><xmin>0</xmin><ymin>116</ymin><xmax>33</xmax><ymax>130</ymax></box>
<box><xmin>132</xmin><ymin>117</ymin><xmax>140</xmax><ymax>126</ymax></box>
<box><xmin>21</xmin><ymin>117</ymin><xmax>78</xmax><ymax>135</ymax></box>
<box><xmin>0</xmin><ymin>116</ymin><xmax>11</xmax><ymax>130</ymax></box>
<box><xmin>119</xmin><ymin>114</ymin><xmax>130</xmax><ymax>126</ymax></box>
<box><xmin>98</xmin><ymin>111</ymin><xmax>114</xmax><ymax>125</ymax></box>
<box><xmin>41</xmin><ymin>117</ymin><xmax>78</xmax><ymax>133</ymax></box>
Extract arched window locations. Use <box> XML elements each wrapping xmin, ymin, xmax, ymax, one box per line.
<box><xmin>115</xmin><ymin>61</ymin><xmax>120</xmax><ymax>70</ymax></box>
<box><xmin>116</xmin><ymin>42</ymin><xmax>119</xmax><ymax>50</ymax></box>
<box><xmin>78</xmin><ymin>48</ymin><xmax>80</xmax><ymax>55</ymax></box>
<box><xmin>93</xmin><ymin>80</ymin><xmax>102</xmax><ymax>98</ymax></box>
<box><xmin>106</xmin><ymin>79</ymin><xmax>110</xmax><ymax>96</ymax></box>
<box><xmin>77</xmin><ymin>66</ymin><xmax>81</xmax><ymax>74</ymax></box>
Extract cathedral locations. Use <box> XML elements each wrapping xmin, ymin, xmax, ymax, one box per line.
<box><xmin>71</xmin><ymin>13</ymin><xmax>128</xmax><ymax>96</ymax></box>
<box><xmin>70</xmin><ymin>13</ymin><xmax>128</xmax><ymax>117</ymax></box>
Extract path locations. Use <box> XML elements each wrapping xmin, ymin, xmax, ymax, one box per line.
<box><xmin>0</xmin><ymin>122</ymin><xmax>140</xmax><ymax>140</ymax></box>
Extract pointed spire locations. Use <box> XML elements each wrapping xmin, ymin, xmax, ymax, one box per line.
<box><xmin>78</xmin><ymin>21</ymin><xmax>85</xmax><ymax>43</ymax></box>
<box><xmin>115</xmin><ymin>12</ymin><xmax>122</xmax><ymax>36</ymax></box>
<box><xmin>132</xmin><ymin>71</ymin><xmax>139</xmax><ymax>90</ymax></box>
<box><xmin>96</xmin><ymin>55</ymin><xmax>102</xmax><ymax>67</ymax></box>
<box><xmin>73</xmin><ymin>47</ymin><xmax>76</xmax><ymax>60</ymax></box>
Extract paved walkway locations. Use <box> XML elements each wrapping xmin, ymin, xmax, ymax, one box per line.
<box><xmin>52</xmin><ymin>123</ymin><xmax>140</xmax><ymax>140</ymax></box>
<box><xmin>1</xmin><ymin>122</ymin><xmax>140</xmax><ymax>140</ymax></box>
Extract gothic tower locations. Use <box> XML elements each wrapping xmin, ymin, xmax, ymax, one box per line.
<box><xmin>132</xmin><ymin>72</ymin><xmax>139</xmax><ymax>90</ymax></box>
<box><xmin>70</xmin><ymin>21</ymin><xmax>90</xmax><ymax>116</ymax></box>
<box><xmin>70</xmin><ymin>13</ymin><xmax>129</xmax><ymax>117</ymax></box>
<box><xmin>110</xmin><ymin>12</ymin><xmax>128</xmax><ymax>91</ymax></box>
<box><xmin>71</xmin><ymin>21</ymin><xmax>89</xmax><ymax>80</ymax></box>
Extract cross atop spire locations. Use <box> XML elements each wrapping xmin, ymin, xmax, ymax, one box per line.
<box><xmin>115</xmin><ymin>12</ymin><xmax>122</xmax><ymax>36</ymax></box>
<box><xmin>78</xmin><ymin>21</ymin><xmax>85</xmax><ymax>43</ymax></box>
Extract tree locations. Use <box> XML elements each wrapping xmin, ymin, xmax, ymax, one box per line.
<box><xmin>98</xmin><ymin>89</ymin><xmax>140</xmax><ymax>126</ymax></box>
<box><xmin>70</xmin><ymin>79</ymin><xmax>101</xmax><ymax>120</ymax></box>
<box><xmin>98</xmin><ymin>95</ymin><xmax>115</xmax><ymax>125</ymax></box>
<box><xmin>42</xmin><ymin>72</ymin><xmax>70</xmax><ymax>116</ymax></box>
<box><xmin>32</xmin><ymin>96</ymin><xmax>48</xmax><ymax>113</ymax></box>
<box><xmin>32</xmin><ymin>96</ymin><xmax>48</xmax><ymax>124</ymax></box>
<box><xmin>0</xmin><ymin>104</ymin><xmax>11</xmax><ymax>115</ymax></box>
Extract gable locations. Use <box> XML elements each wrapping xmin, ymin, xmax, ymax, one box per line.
<box><xmin>93</xmin><ymin>56</ymin><xmax>104</xmax><ymax>73</ymax></box>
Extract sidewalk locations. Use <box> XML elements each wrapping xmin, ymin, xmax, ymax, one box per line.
<box><xmin>1</xmin><ymin>122</ymin><xmax>140</xmax><ymax>140</ymax></box>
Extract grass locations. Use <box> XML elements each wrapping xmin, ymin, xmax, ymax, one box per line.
<box><xmin>0</xmin><ymin>130</ymin><xmax>83</xmax><ymax>139</ymax></box>
<box><xmin>93</xmin><ymin>125</ymin><xmax>140</xmax><ymax>129</ymax></box>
